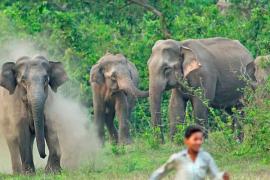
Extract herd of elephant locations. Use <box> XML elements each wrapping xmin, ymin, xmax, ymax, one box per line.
<box><xmin>0</xmin><ymin>37</ymin><xmax>268</xmax><ymax>174</ymax></box>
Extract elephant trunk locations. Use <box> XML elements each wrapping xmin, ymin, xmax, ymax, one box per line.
<box><xmin>149</xmin><ymin>79</ymin><xmax>165</xmax><ymax>142</ymax></box>
<box><xmin>30</xmin><ymin>86</ymin><xmax>46</xmax><ymax>158</ymax></box>
<box><xmin>118</xmin><ymin>76</ymin><xmax>148</xmax><ymax>98</ymax></box>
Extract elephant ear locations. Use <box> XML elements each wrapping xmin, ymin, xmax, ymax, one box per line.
<box><xmin>180</xmin><ymin>46</ymin><xmax>202</xmax><ymax>78</ymax></box>
<box><xmin>49</xmin><ymin>61</ymin><xmax>68</xmax><ymax>92</ymax></box>
<box><xmin>246</xmin><ymin>61</ymin><xmax>256</xmax><ymax>81</ymax></box>
<box><xmin>0</xmin><ymin>62</ymin><xmax>17</xmax><ymax>94</ymax></box>
<box><xmin>90</xmin><ymin>63</ymin><xmax>104</xmax><ymax>84</ymax></box>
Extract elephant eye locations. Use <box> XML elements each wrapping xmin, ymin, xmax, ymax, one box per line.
<box><xmin>111</xmin><ymin>76</ymin><xmax>116</xmax><ymax>81</ymax></box>
<box><xmin>20</xmin><ymin>76</ymin><xmax>27</xmax><ymax>84</ymax></box>
<box><xmin>164</xmin><ymin>67</ymin><xmax>172</xmax><ymax>76</ymax></box>
<box><xmin>21</xmin><ymin>79</ymin><xmax>26</xmax><ymax>84</ymax></box>
<box><xmin>44</xmin><ymin>76</ymin><xmax>49</xmax><ymax>85</ymax></box>
<box><xmin>111</xmin><ymin>72</ymin><xmax>117</xmax><ymax>81</ymax></box>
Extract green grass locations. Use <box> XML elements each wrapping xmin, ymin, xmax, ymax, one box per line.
<box><xmin>0</xmin><ymin>138</ymin><xmax>269</xmax><ymax>180</ymax></box>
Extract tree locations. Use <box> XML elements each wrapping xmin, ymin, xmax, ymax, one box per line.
<box><xmin>128</xmin><ymin>0</ymin><xmax>171</xmax><ymax>38</ymax></box>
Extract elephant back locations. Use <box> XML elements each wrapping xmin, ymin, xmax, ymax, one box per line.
<box><xmin>181</xmin><ymin>37</ymin><xmax>254</xmax><ymax>78</ymax></box>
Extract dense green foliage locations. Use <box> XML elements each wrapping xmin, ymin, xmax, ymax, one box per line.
<box><xmin>0</xmin><ymin>0</ymin><xmax>270</xmax><ymax>157</ymax></box>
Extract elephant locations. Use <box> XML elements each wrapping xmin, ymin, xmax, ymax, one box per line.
<box><xmin>0</xmin><ymin>55</ymin><xmax>68</xmax><ymax>174</ymax></box>
<box><xmin>249</xmin><ymin>55</ymin><xmax>270</xmax><ymax>85</ymax></box>
<box><xmin>217</xmin><ymin>0</ymin><xmax>231</xmax><ymax>14</ymax></box>
<box><xmin>148</xmin><ymin>37</ymin><xmax>254</xmax><ymax>142</ymax></box>
<box><xmin>89</xmin><ymin>53</ymin><xmax>148</xmax><ymax>144</ymax></box>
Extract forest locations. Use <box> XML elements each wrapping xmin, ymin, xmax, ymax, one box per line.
<box><xmin>0</xmin><ymin>0</ymin><xmax>270</xmax><ymax>179</ymax></box>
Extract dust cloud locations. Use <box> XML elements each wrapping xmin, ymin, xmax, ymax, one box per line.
<box><xmin>0</xmin><ymin>39</ymin><xmax>47</xmax><ymax>64</ymax></box>
<box><xmin>46</xmin><ymin>92</ymin><xmax>101</xmax><ymax>169</ymax></box>
<box><xmin>0</xmin><ymin>39</ymin><xmax>101</xmax><ymax>173</ymax></box>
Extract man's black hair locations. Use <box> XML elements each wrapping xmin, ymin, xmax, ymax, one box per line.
<box><xmin>184</xmin><ymin>125</ymin><xmax>203</xmax><ymax>139</ymax></box>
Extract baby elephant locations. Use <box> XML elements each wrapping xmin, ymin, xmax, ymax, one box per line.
<box><xmin>90</xmin><ymin>53</ymin><xmax>148</xmax><ymax>144</ymax></box>
<box><xmin>0</xmin><ymin>56</ymin><xmax>67</xmax><ymax>174</ymax></box>
<box><xmin>247</xmin><ymin>55</ymin><xmax>270</xmax><ymax>90</ymax></box>
<box><xmin>253</xmin><ymin>55</ymin><xmax>270</xmax><ymax>84</ymax></box>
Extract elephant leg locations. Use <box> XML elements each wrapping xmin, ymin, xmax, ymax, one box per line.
<box><xmin>6</xmin><ymin>137</ymin><xmax>22</xmax><ymax>174</ymax></box>
<box><xmin>115</xmin><ymin>93</ymin><xmax>131</xmax><ymax>144</ymax></box>
<box><xmin>191</xmin><ymin>96</ymin><xmax>208</xmax><ymax>134</ymax></box>
<box><xmin>18</xmin><ymin>123</ymin><xmax>35</xmax><ymax>174</ymax></box>
<box><xmin>169</xmin><ymin>89</ymin><xmax>187</xmax><ymax>140</ymax></box>
<box><xmin>95</xmin><ymin>109</ymin><xmax>105</xmax><ymax>145</ymax></box>
<box><xmin>189</xmin><ymin>73</ymin><xmax>217</xmax><ymax>136</ymax></box>
<box><xmin>105</xmin><ymin>109</ymin><xmax>118</xmax><ymax>144</ymax></box>
<box><xmin>45</xmin><ymin>119</ymin><xmax>61</xmax><ymax>174</ymax></box>
<box><xmin>225</xmin><ymin>107</ymin><xmax>244</xmax><ymax>142</ymax></box>
<box><xmin>93</xmin><ymin>93</ymin><xmax>106</xmax><ymax>144</ymax></box>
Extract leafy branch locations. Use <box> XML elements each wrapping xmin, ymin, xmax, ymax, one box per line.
<box><xmin>128</xmin><ymin>0</ymin><xmax>171</xmax><ymax>38</ymax></box>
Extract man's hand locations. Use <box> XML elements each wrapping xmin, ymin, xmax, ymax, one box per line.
<box><xmin>223</xmin><ymin>172</ymin><xmax>230</xmax><ymax>180</ymax></box>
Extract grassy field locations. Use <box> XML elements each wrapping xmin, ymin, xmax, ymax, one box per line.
<box><xmin>0</xmin><ymin>138</ymin><xmax>269</xmax><ymax>180</ymax></box>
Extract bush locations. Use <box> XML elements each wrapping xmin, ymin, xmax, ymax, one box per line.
<box><xmin>0</xmin><ymin>0</ymin><xmax>270</xmax><ymax>155</ymax></box>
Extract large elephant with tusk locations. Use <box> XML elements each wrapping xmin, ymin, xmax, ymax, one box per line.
<box><xmin>147</xmin><ymin>37</ymin><xmax>255</xmax><ymax>142</ymax></box>
<box><xmin>0</xmin><ymin>55</ymin><xmax>68</xmax><ymax>174</ymax></box>
<box><xmin>89</xmin><ymin>53</ymin><xmax>148</xmax><ymax>144</ymax></box>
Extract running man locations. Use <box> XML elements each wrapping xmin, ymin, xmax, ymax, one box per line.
<box><xmin>150</xmin><ymin>125</ymin><xmax>230</xmax><ymax>180</ymax></box>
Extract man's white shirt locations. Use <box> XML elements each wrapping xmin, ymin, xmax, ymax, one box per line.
<box><xmin>150</xmin><ymin>149</ymin><xmax>224</xmax><ymax>180</ymax></box>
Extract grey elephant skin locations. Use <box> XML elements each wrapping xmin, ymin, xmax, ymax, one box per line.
<box><xmin>148</xmin><ymin>37</ymin><xmax>254</xmax><ymax>142</ymax></box>
<box><xmin>90</xmin><ymin>53</ymin><xmax>148</xmax><ymax>144</ymax></box>
<box><xmin>0</xmin><ymin>56</ymin><xmax>68</xmax><ymax>174</ymax></box>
